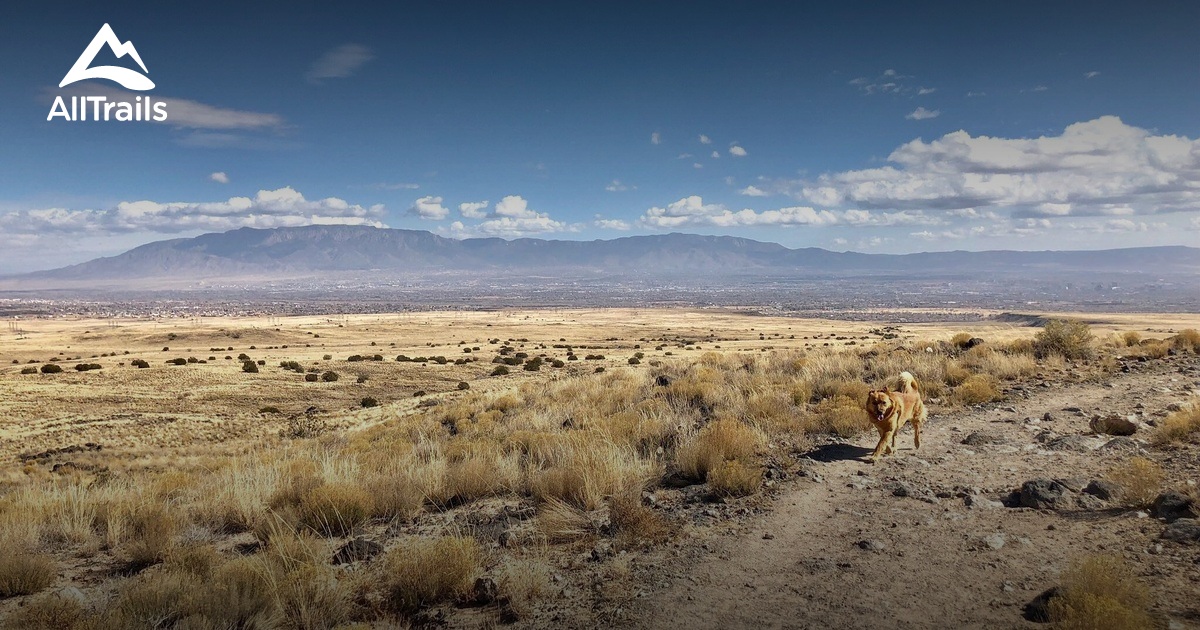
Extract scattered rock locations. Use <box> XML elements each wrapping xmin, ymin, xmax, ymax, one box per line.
<box><xmin>1099</xmin><ymin>437</ymin><xmax>1141</xmax><ymax>453</ymax></box>
<box><xmin>1083</xmin><ymin>479</ymin><xmax>1119</xmax><ymax>501</ymax></box>
<box><xmin>964</xmin><ymin>495</ymin><xmax>1003</xmax><ymax>509</ymax></box>
<box><xmin>762</xmin><ymin>532</ymin><xmax>775</xmax><ymax>540</ymax></box>
<box><xmin>1018</xmin><ymin>479</ymin><xmax>1074</xmax><ymax>510</ymax></box>
<box><xmin>982</xmin><ymin>533</ymin><xmax>1006</xmax><ymax>550</ymax></box>
<box><xmin>857</xmin><ymin>539</ymin><xmax>886</xmax><ymax>552</ymax></box>
<box><xmin>1152</xmin><ymin>491</ymin><xmax>1198</xmax><ymax>522</ymax></box>
<box><xmin>470</xmin><ymin>577</ymin><xmax>500</xmax><ymax>605</ymax></box>
<box><xmin>1024</xmin><ymin>586</ymin><xmax>1063</xmax><ymax>622</ymax></box>
<box><xmin>332</xmin><ymin>538</ymin><xmax>383</xmax><ymax>565</ymax></box>
<box><xmin>1042</xmin><ymin>412</ymin><xmax>1055</xmax><ymax>422</ymax></box>
<box><xmin>961</xmin><ymin>432</ymin><xmax>1001</xmax><ymax>446</ymax></box>
<box><xmin>1043</xmin><ymin>435</ymin><xmax>1097</xmax><ymax>453</ymax></box>
<box><xmin>1161</xmin><ymin>520</ymin><xmax>1200</xmax><ymax>544</ymax></box>
<box><xmin>1089</xmin><ymin>414</ymin><xmax>1139</xmax><ymax>436</ymax></box>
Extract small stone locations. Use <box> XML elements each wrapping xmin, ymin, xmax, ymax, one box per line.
<box><xmin>1083</xmin><ymin>479</ymin><xmax>1119</xmax><ymax>501</ymax></box>
<box><xmin>857</xmin><ymin>539</ymin><xmax>886</xmax><ymax>552</ymax></box>
<box><xmin>983</xmin><ymin>533</ymin><xmax>1007</xmax><ymax>550</ymax></box>
<box><xmin>1090</xmin><ymin>414</ymin><xmax>1138</xmax><ymax>436</ymax></box>
<box><xmin>471</xmin><ymin>577</ymin><xmax>500</xmax><ymax>605</ymax></box>
<box><xmin>762</xmin><ymin>532</ymin><xmax>775</xmax><ymax>540</ymax></box>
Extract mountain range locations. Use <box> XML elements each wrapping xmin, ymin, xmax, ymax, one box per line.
<box><xmin>8</xmin><ymin>225</ymin><xmax>1200</xmax><ymax>287</ymax></box>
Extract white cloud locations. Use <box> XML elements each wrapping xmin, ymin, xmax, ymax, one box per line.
<box><xmin>918</xmin><ymin>87</ymin><xmax>937</xmax><ymax>95</ymax></box>
<box><xmin>699</xmin><ymin>134</ymin><xmax>712</xmax><ymax>144</ymax></box>
<box><xmin>966</xmin><ymin>91</ymin><xmax>986</xmax><ymax>97</ymax></box>
<box><xmin>445</xmin><ymin>195</ymin><xmax>573</xmax><ymax>238</ymax></box>
<box><xmin>636</xmin><ymin>196</ymin><xmax>938</xmax><ymax>229</ymax></box>
<box><xmin>739</xmin><ymin>185</ymin><xmax>769</xmax><ymax>197</ymax></box>
<box><xmin>789</xmin><ymin>117</ymin><xmax>1200</xmax><ymax>223</ymax></box>
<box><xmin>594</xmin><ymin>217</ymin><xmax>631</xmax><ymax>230</ymax></box>
<box><xmin>55</xmin><ymin>82</ymin><xmax>283</xmax><ymax>131</ymax></box>
<box><xmin>711</xmin><ymin>150</ymin><xmax>720</xmax><ymax>159</ymax></box>
<box><xmin>408</xmin><ymin>195</ymin><xmax>449</xmax><ymax>220</ymax></box>
<box><xmin>651</xmin><ymin>131</ymin><xmax>661</xmax><ymax>145</ymax></box>
<box><xmin>0</xmin><ymin>187</ymin><xmax>385</xmax><ymax>236</ymax></box>
<box><xmin>459</xmin><ymin>201</ymin><xmax>489</xmax><ymax>219</ymax></box>
<box><xmin>1085</xmin><ymin>71</ymin><xmax>1100</xmax><ymax>79</ymax></box>
<box><xmin>605</xmin><ymin>179</ymin><xmax>631</xmax><ymax>192</ymax></box>
<box><xmin>1099</xmin><ymin>219</ymin><xmax>1166</xmax><ymax>233</ymax></box>
<box><xmin>677</xmin><ymin>153</ymin><xmax>693</xmax><ymax>159</ymax></box>
<box><xmin>1023</xmin><ymin>85</ymin><xmax>1049</xmax><ymax>93</ymax></box>
<box><xmin>906</xmin><ymin>107</ymin><xmax>940</xmax><ymax>120</ymax></box>
<box><xmin>850</xmin><ymin>69</ymin><xmax>915</xmax><ymax>95</ymax></box>
<box><xmin>1189</xmin><ymin>217</ymin><xmax>1200</xmax><ymax>230</ymax></box>
<box><xmin>693</xmin><ymin>163</ymin><xmax>704</xmax><ymax>169</ymax></box>
<box><xmin>306</xmin><ymin>44</ymin><xmax>374</xmax><ymax>83</ymax></box>
<box><xmin>209</xmin><ymin>172</ymin><xmax>229</xmax><ymax>184</ymax></box>
<box><xmin>729</xmin><ymin>145</ymin><xmax>748</xmax><ymax>157</ymax></box>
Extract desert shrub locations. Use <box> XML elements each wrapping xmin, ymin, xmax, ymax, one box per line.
<box><xmin>297</xmin><ymin>482</ymin><xmax>373</xmax><ymax>537</ymax></box>
<box><xmin>551</xmin><ymin>359</ymin><xmax>565</xmax><ymax>368</ymax></box>
<box><xmin>283</xmin><ymin>414</ymin><xmax>327</xmax><ymax>439</ymax></box>
<box><xmin>131</xmin><ymin>359</ymin><xmax>150</xmax><ymax>368</ymax></box>
<box><xmin>707</xmin><ymin>459</ymin><xmax>763</xmax><ymax>497</ymax></box>
<box><xmin>166</xmin><ymin>358</ymin><xmax>187</xmax><ymax>366</ymax></box>
<box><xmin>1034</xmin><ymin>319</ymin><xmax>1095</xmax><ymax>360</ymax></box>
<box><xmin>361</xmin><ymin>397</ymin><xmax>379</xmax><ymax>408</ymax></box>
<box><xmin>1121</xmin><ymin>331</ymin><xmax>1142</xmax><ymax>347</ymax></box>
<box><xmin>1154</xmin><ymin>401</ymin><xmax>1200</xmax><ymax>445</ymax></box>
<box><xmin>381</xmin><ymin>536</ymin><xmax>481</xmax><ymax>614</ymax></box>
<box><xmin>120</xmin><ymin>502</ymin><xmax>177</xmax><ymax>570</ymax></box>
<box><xmin>1173</xmin><ymin>329</ymin><xmax>1200</xmax><ymax>353</ymax></box>
<box><xmin>496</xmin><ymin>558</ymin><xmax>551</xmax><ymax>620</ymax></box>
<box><xmin>0</xmin><ymin>551</ymin><xmax>56</xmax><ymax>597</ymax></box>
<box><xmin>524</xmin><ymin>357</ymin><xmax>543</xmax><ymax>371</ymax></box>
<box><xmin>1106</xmin><ymin>457</ymin><xmax>1164</xmax><ymax>508</ymax></box>
<box><xmin>950</xmin><ymin>332</ymin><xmax>974</xmax><ymax>348</ymax></box>
<box><xmin>810</xmin><ymin>395</ymin><xmax>869</xmax><ymax>437</ymax></box>
<box><xmin>242</xmin><ymin>360</ymin><xmax>259</xmax><ymax>373</ymax></box>
<box><xmin>943</xmin><ymin>361</ymin><xmax>971</xmax><ymax>386</ymax></box>
<box><xmin>491</xmin><ymin>366</ymin><xmax>510</xmax><ymax>376</ymax></box>
<box><xmin>413</xmin><ymin>390</ymin><xmax>426</xmax><ymax>397</ymax></box>
<box><xmin>356</xmin><ymin>374</ymin><xmax>368</xmax><ymax>384</ymax></box>
<box><xmin>675</xmin><ymin>418</ymin><xmax>761</xmax><ymax>480</ymax></box>
<box><xmin>321</xmin><ymin>371</ymin><xmax>339</xmax><ymax>382</ymax></box>
<box><xmin>2</xmin><ymin>591</ymin><xmax>87</xmax><ymax>629</ymax></box>
<box><xmin>954</xmin><ymin>374</ymin><xmax>1002</xmax><ymax>405</ymax></box>
<box><xmin>237</xmin><ymin>353</ymin><xmax>251</xmax><ymax>361</ymax></box>
<box><xmin>535</xmin><ymin>498</ymin><xmax>602</xmax><ymax>543</ymax></box>
<box><xmin>74</xmin><ymin>363</ymin><xmax>102</xmax><ymax>371</ymax></box>
<box><xmin>303</xmin><ymin>373</ymin><xmax>319</xmax><ymax>382</ymax></box>
<box><xmin>259</xmin><ymin>406</ymin><xmax>281</xmax><ymax>414</ymax></box>
<box><xmin>39</xmin><ymin>364</ymin><xmax>63</xmax><ymax>374</ymax></box>
<box><xmin>628</xmin><ymin>357</ymin><xmax>641</xmax><ymax>365</ymax></box>
<box><xmin>457</xmin><ymin>381</ymin><xmax>470</xmax><ymax>390</ymax></box>
<box><xmin>20</xmin><ymin>366</ymin><xmax>37</xmax><ymax>374</ymax></box>
<box><xmin>1047</xmin><ymin>555</ymin><xmax>1152</xmax><ymax>630</ymax></box>
<box><xmin>608</xmin><ymin>490</ymin><xmax>670</xmax><ymax>544</ymax></box>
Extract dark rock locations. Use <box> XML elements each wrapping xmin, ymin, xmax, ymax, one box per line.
<box><xmin>1042</xmin><ymin>412</ymin><xmax>1054</xmax><ymax>422</ymax></box>
<box><xmin>332</xmin><ymin>538</ymin><xmax>383</xmax><ymax>565</ymax></box>
<box><xmin>857</xmin><ymin>539</ymin><xmax>886</xmax><ymax>552</ymax></box>
<box><xmin>1019</xmin><ymin>479</ymin><xmax>1074</xmax><ymax>510</ymax></box>
<box><xmin>661</xmin><ymin>470</ymin><xmax>702</xmax><ymax>488</ymax></box>
<box><xmin>1023</xmin><ymin>586</ymin><xmax>1062</xmax><ymax>622</ymax></box>
<box><xmin>1099</xmin><ymin>437</ymin><xmax>1141</xmax><ymax>453</ymax></box>
<box><xmin>1161</xmin><ymin>520</ymin><xmax>1200</xmax><ymax>544</ymax></box>
<box><xmin>961</xmin><ymin>432</ymin><xmax>1001</xmax><ymax>446</ymax></box>
<box><xmin>1152</xmin><ymin>491</ymin><xmax>1198</xmax><ymax>522</ymax></box>
<box><xmin>963</xmin><ymin>337</ymin><xmax>986</xmax><ymax>349</ymax></box>
<box><xmin>1083</xmin><ymin>479</ymin><xmax>1119</xmax><ymax>501</ymax></box>
<box><xmin>470</xmin><ymin>577</ymin><xmax>500</xmax><ymax>605</ymax></box>
<box><xmin>1089</xmin><ymin>414</ymin><xmax>1138</xmax><ymax>436</ymax></box>
<box><xmin>655</xmin><ymin>375</ymin><xmax>671</xmax><ymax>387</ymax></box>
<box><xmin>498</xmin><ymin>600</ymin><xmax>521</xmax><ymax>624</ymax></box>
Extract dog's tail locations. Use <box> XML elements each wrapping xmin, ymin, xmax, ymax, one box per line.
<box><xmin>899</xmin><ymin>371</ymin><xmax>920</xmax><ymax>394</ymax></box>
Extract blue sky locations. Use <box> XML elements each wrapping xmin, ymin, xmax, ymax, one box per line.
<box><xmin>1</xmin><ymin>1</ymin><xmax>1198</xmax><ymax>272</ymax></box>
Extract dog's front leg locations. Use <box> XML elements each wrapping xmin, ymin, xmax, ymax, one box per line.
<box><xmin>870</xmin><ymin>428</ymin><xmax>893</xmax><ymax>462</ymax></box>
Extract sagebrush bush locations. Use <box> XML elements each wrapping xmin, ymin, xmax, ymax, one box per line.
<box><xmin>1047</xmin><ymin>555</ymin><xmax>1152</xmax><ymax>630</ymax></box>
<box><xmin>676</xmin><ymin>418</ymin><xmax>761</xmax><ymax>481</ymax></box>
<box><xmin>1154</xmin><ymin>401</ymin><xmax>1200</xmax><ymax>445</ymax></box>
<box><xmin>1174</xmin><ymin>329</ymin><xmax>1200</xmax><ymax>353</ymax></box>
<box><xmin>954</xmin><ymin>374</ymin><xmax>1001</xmax><ymax>405</ymax></box>
<box><xmin>1121</xmin><ymin>331</ymin><xmax>1142</xmax><ymax>347</ymax></box>
<box><xmin>1106</xmin><ymin>457</ymin><xmax>1164</xmax><ymax>508</ymax></box>
<box><xmin>381</xmin><ymin>536</ymin><xmax>481</xmax><ymax>614</ymax></box>
<box><xmin>707</xmin><ymin>459</ymin><xmax>763</xmax><ymax>497</ymax></box>
<box><xmin>1034</xmin><ymin>319</ymin><xmax>1095</xmax><ymax>360</ymax></box>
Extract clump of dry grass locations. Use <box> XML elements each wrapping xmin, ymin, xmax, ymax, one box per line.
<box><xmin>953</xmin><ymin>374</ymin><xmax>1002</xmax><ymax>405</ymax></box>
<box><xmin>675</xmin><ymin>417</ymin><xmax>761</xmax><ymax>481</ymax></box>
<box><xmin>0</xmin><ymin>550</ymin><xmax>57</xmax><ymax>597</ymax></box>
<box><xmin>609</xmin><ymin>489</ymin><xmax>670</xmax><ymax>544</ymax></box>
<box><xmin>297</xmin><ymin>481</ymin><xmax>373</xmax><ymax>537</ymax></box>
<box><xmin>1106</xmin><ymin>457</ymin><xmax>1165</xmax><ymax>508</ymax></box>
<box><xmin>1121</xmin><ymin>331</ymin><xmax>1142</xmax><ymax>347</ymax></box>
<box><xmin>528</xmin><ymin>435</ymin><xmax>657</xmax><ymax>510</ymax></box>
<box><xmin>1047</xmin><ymin>555</ymin><xmax>1152</xmax><ymax>630</ymax></box>
<box><xmin>118</xmin><ymin>501</ymin><xmax>178</xmax><ymax>570</ymax></box>
<box><xmin>707</xmin><ymin>459</ymin><xmax>763</xmax><ymax>497</ymax></box>
<box><xmin>950</xmin><ymin>332</ymin><xmax>974</xmax><ymax>348</ymax></box>
<box><xmin>1173</xmin><ymin>329</ymin><xmax>1200</xmax><ymax>353</ymax></box>
<box><xmin>380</xmin><ymin>535</ymin><xmax>481</xmax><ymax>614</ymax></box>
<box><xmin>2</xmin><ymin>591</ymin><xmax>89</xmax><ymax>630</ymax></box>
<box><xmin>1153</xmin><ymin>400</ymin><xmax>1200</xmax><ymax>445</ymax></box>
<box><xmin>809</xmin><ymin>395</ymin><xmax>869</xmax><ymax>437</ymax></box>
<box><xmin>496</xmin><ymin>556</ymin><xmax>551</xmax><ymax>619</ymax></box>
<box><xmin>535</xmin><ymin>498</ymin><xmax>602</xmax><ymax>543</ymax></box>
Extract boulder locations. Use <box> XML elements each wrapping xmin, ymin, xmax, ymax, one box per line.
<box><xmin>1152</xmin><ymin>491</ymin><xmax>1198</xmax><ymax>522</ymax></box>
<box><xmin>1083</xmin><ymin>479</ymin><xmax>1119</xmax><ymax>501</ymax></box>
<box><xmin>1019</xmin><ymin>479</ymin><xmax>1074</xmax><ymax>510</ymax></box>
<box><xmin>1043</xmin><ymin>435</ymin><xmax>1097</xmax><ymax>453</ymax></box>
<box><xmin>1089</xmin><ymin>414</ymin><xmax>1139</xmax><ymax>436</ymax></box>
<box><xmin>1023</xmin><ymin>586</ymin><xmax>1063</xmax><ymax>622</ymax></box>
<box><xmin>1161</xmin><ymin>520</ymin><xmax>1200</xmax><ymax>544</ymax></box>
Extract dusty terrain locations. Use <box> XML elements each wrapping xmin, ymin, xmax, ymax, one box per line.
<box><xmin>635</xmin><ymin>351</ymin><xmax>1200</xmax><ymax>629</ymax></box>
<box><xmin>1</xmin><ymin>307</ymin><xmax>1198</xmax><ymax>628</ymax></box>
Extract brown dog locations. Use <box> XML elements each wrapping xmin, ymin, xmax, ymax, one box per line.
<box><xmin>864</xmin><ymin>371</ymin><xmax>927</xmax><ymax>462</ymax></box>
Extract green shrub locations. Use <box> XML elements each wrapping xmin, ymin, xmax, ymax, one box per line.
<box><xmin>321</xmin><ymin>371</ymin><xmax>339</xmax><ymax>382</ymax></box>
<box><xmin>491</xmin><ymin>366</ymin><xmax>510</xmax><ymax>376</ymax></box>
<box><xmin>40</xmin><ymin>364</ymin><xmax>63</xmax><ymax>374</ymax></box>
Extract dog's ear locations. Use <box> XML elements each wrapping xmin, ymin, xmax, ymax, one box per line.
<box><xmin>883</xmin><ymin>385</ymin><xmax>891</xmax><ymax>393</ymax></box>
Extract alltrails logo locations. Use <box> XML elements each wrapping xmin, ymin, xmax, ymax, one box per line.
<box><xmin>47</xmin><ymin>24</ymin><xmax>168</xmax><ymax>122</ymax></box>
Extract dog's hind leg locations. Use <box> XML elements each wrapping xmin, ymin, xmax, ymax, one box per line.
<box><xmin>912</xmin><ymin>418</ymin><xmax>922</xmax><ymax>450</ymax></box>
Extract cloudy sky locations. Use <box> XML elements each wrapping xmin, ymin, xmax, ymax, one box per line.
<box><xmin>1</xmin><ymin>1</ymin><xmax>1198</xmax><ymax>272</ymax></box>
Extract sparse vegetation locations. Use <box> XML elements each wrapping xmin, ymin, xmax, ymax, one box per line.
<box><xmin>1106</xmin><ymin>457</ymin><xmax>1165</xmax><ymax>508</ymax></box>
<box><xmin>1154</xmin><ymin>400</ymin><xmax>1200</xmax><ymax>445</ymax></box>
<box><xmin>1034</xmin><ymin>319</ymin><xmax>1095</xmax><ymax>360</ymax></box>
<box><xmin>1047</xmin><ymin>555</ymin><xmax>1152</xmax><ymax>630</ymax></box>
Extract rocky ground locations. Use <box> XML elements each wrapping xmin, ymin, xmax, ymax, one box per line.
<box><xmin>591</xmin><ymin>352</ymin><xmax>1200</xmax><ymax>629</ymax></box>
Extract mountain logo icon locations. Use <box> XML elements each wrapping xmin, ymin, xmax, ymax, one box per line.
<box><xmin>59</xmin><ymin>23</ymin><xmax>155</xmax><ymax>91</ymax></box>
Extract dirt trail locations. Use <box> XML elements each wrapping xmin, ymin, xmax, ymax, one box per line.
<box><xmin>636</xmin><ymin>356</ymin><xmax>1200</xmax><ymax>629</ymax></box>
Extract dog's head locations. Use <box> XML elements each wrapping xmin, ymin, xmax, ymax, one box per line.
<box><xmin>865</xmin><ymin>389</ymin><xmax>894</xmax><ymax>423</ymax></box>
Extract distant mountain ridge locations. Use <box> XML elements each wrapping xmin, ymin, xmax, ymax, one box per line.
<box><xmin>14</xmin><ymin>225</ymin><xmax>1200</xmax><ymax>283</ymax></box>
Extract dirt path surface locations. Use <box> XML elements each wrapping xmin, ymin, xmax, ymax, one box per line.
<box><xmin>636</xmin><ymin>355</ymin><xmax>1200</xmax><ymax>629</ymax></box>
